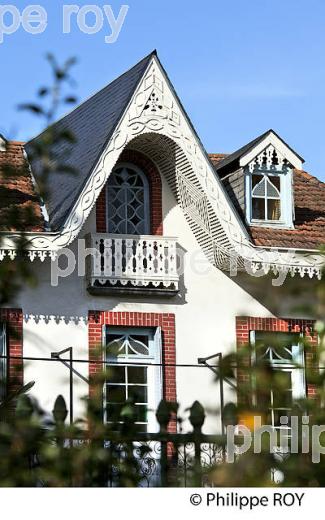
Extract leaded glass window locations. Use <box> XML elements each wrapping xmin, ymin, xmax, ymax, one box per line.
<box><xmin>251</xmin><ymin>173</ymin><xmax>281</xmax><ymax>221</ymax></box>
<box><xmin>0</xmin><ymin>323</ymin><xmax>6</xmax><ymax>401</ymax></box>
<box><xmin>107</xmin><ymin>164</ymin><xmax>150</xmax><ymax>235</ymax></box>
<box><xmin>251</xmin><ymin>332</ymin><xmax>305</xmax><ymax>434</ymax></box>
<box><xmin>104</xmin><ymin>327</ymin><xmax>161</xmax><ymax>432</ymax></box>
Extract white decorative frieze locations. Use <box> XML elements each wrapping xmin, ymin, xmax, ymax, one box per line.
<box><xmin>177</xmin><ymin>170</ymin><xmax>211</xmax><ymax>235</ymax></box>
<box><xmin>248</xmin><ymin>144</ymin><xmax>291</xmax><ymax>173</ymax></box>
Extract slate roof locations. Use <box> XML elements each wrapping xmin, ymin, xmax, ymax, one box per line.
<box><xmin>0</xmin><ymin>141</ymin><xmax>44</xmax><ymax>231</ymax></box>
<box><xmin>25</xmin><ymin>51</ymin><xmax>156</xmax><ymax>231</ymax></box>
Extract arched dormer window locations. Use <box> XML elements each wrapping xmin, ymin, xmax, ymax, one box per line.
<box><xmin>251</xmin><ymin>173</ymin><xmax>281</xmax><ymax>221</ymax></box>
<box><xmin>246</xmin><ymin>170</ymin><xmax>293</xmax><ymax>227</ymax></box>
<box><xmin>106</xmin><ymin>163</ymin><xmax>150</xmax><ymax>235</ymax></box>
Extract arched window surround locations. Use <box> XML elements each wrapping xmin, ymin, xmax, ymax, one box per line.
<box><xmin>96</xmin><ymin>150</ymin><xmax>163</xmax><ymax>235</ymax></box>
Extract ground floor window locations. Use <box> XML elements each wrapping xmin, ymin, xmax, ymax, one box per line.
<box><xmin>0</xmin><ymin>323</ymin><xmax>6</xmax><ymax>401</ymax></box>
<box><xmin>104</xmin><ymin>326</ymin><xmax>162</xmax><ymax>432</ymax></box>
<box><xmin>250</xmin><ymin>331</ymin><xmax>306</xmax><ymax>435</ymax></box>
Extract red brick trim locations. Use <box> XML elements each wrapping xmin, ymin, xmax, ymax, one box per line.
<box><xmin>95</xmin><ymin>188</ymin><xmax>107</xmax><ymax>233</ymax></box>
<box><xmin>236</xmin><ymin>316</ymin><xmax>318</xmax><ymax>399</ymax></box>
<box><xmin>0</xmin><ymin>308</ymin><xmax>23</xmax><ymax>394</ymax></box>
<box><xmin>88</xmin><ymin>311</ymin><xmax>176</xmax><ymax>430</ymax></box>
<box><xmin>96</xmin><ymin>150</ymin><xmax>163</xmax><ymax>235</ymax></box>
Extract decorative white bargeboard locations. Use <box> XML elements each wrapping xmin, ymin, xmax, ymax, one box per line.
<box><xmin>87</xmin><ymin>233</ymin><xmax>179</xmax><ymax>292</ymax></box>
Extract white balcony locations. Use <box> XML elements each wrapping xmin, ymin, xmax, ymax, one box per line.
<box><xmin>87</xmin><ymin>234</ymin><xmax>179</xmax><ymax>296</ymax></box>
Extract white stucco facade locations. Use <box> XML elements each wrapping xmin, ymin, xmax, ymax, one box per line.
<box><xmin>10</xmin><ymin>166</ymin><xmax>302</xmax><ymax>434</ymax></box>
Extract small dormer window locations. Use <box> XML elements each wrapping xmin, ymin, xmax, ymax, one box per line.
<box><xmin>245</xmin><ymin>145</ymin><xmax>294</xmax><ymax>228</ymax></box>
<box><xmin>251</xmin><ymin>173</ymin><xmax>281</xmax><ymax>221</ymax></box>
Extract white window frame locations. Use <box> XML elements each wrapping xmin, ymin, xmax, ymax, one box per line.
<box><xmin>0</xmin><ymin>323</ymin><xmax>7</xmax><ymax>401</ymax></box>
<box><xmin>103</xmin><ymin>325</ymin><xmax>162</xmax><ymax>432</ymax></box>
<box><xmin>250</xmin><ymin>331</ymin><xmax>306</xmax><ymax>434</ymax></box>
<box><xmin>245</xmin><ymin>168</ymin><xmax>294</xmax><ymax>228</ymax></box>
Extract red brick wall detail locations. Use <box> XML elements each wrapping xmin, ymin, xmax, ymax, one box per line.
<box><xmin>0</xmin><ymin>308</ymin><xmax>23</xmax><ymax>393</ymax></box>
<box><xmin>96</xmin><ymin>150</ymin><xmax>163</xmax><ymax>235</ymax></box>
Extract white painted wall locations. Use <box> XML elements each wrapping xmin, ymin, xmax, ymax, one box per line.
<box><xmin>10</xmin><ymin>168</ymin><xmax>302</xmax><ymax>434</ymax></box>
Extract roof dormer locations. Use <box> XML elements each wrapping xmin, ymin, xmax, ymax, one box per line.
<box><xmin>245</xmin><ymin>144</ymin><xmax>294</xmax><ymax>228</ymax></box>
<box><xmin>213</xmin><ymin>130</ymin><xmax>304</xmax><ymax>230</ymax></box>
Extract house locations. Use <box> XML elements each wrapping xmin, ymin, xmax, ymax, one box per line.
<box><xmin>0</xmin><ymin>51</ymin><xmax>324</xmax><ymax>433</ymax></box>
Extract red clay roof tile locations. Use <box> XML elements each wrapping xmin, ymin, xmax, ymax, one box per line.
<box><xmin>249</xmin><ymin>169</ymin><xmax>325</xmax><ymax>249</ymax></box>
<box><xmin>0</xmin><ymin>141</ymin><xmax>44</xmax><ymax>232</ymax></box>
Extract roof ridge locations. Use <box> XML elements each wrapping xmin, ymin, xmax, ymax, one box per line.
<box><xmin>294</xmin><ymin>168</ymin><xmax>325</xmax><ymax>186</ymax></box>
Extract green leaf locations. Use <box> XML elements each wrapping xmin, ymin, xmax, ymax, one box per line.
<box><xmin>18</xmin><ymin>103</ymin><xmax>44</xmax><ymax>115</ymax></box>
<box><xmin>38</xmin><ymin>87</ymin><xmax>49</xmax><ymax>97</ymax></box>
<box><xmin>64</xmin><ymin>96</ymin><xmax>77</xmax><ymax>104</ymax></box>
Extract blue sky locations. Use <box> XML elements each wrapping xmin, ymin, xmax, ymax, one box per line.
<box><xmin>1</xmin><ymin>0</ymin><xmax>325</xmax><ymax>179</ymax></box>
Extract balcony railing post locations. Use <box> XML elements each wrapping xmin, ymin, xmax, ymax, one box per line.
<box><xmin>156</xmin><ymin>400</ymin><xmax>172</xmax><ymax>487</ymax></box>
<box><xmin>189</xmin><ymin>401</ymin><xmax>205</xmax><ymax>486</ymax></box>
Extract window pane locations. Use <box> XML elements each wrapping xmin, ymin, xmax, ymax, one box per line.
<box><xmin>107</xmin><ymin>385</ymin><xmax>126</xmax><ymax>403</ymax></box>
<box><xmin>272</xmin><ymin>381</ymin><xmax>293</xmax><ymax>409</ymax></box>
<box><xmin>106</xmin><ymin>403</ymin><xmax>124</xmax><ymax>421</ymax></box>
<box><xmin>252</xmin><ymin>174</ymin><xmax>264</xmax><ymax>188</ymax></box>
<box><xmin>267</xmin><ymin>199</ymin><xmax>281</xmax><ymax>220</ymax></box>
<box><xmin>106</xmin><ymin>334</ymin><xmax>126</xmax><ymax>357</ymax></box>
<box><xmin>270</xmin><ymin>176</ymin><xmax>280</xmax><ymax>191</ymax></box>
<box><xmin>255</xmin><ymin>332</ymin><xmax>300</xmax><ymax>361</ymax></box>
<box><xmin>266</xmin><ymin>179</ymin><xmax>280</xmax><ymax>198</ymax></box>
<box><xmin>252</xmin><ymin>177</ymin><xmax>266</xmax><ymax>197</ymax></box>
<box><xmin>127</xmin><ymin>366</ymin><xmax>147</xmax><ymax>384</ymax></box>
<box><xmin>128</xmin><ymin>385</ymin><xmax>148</xmax><ymax>403</ymax></box>
<box><xmin>252</xmin><ymin>198</ymin><xmax>265</xmax><ymax>219</ymax></box>
<box><xmin>272</xmin><ymin>371</ymin><xmax>293</xmax><ymax>410</ymax></box>
<box><xmin>107</xmin><ymin>366</ymin><xmax>126</xmax><ymax>383</ymax></box>
<box><xmin>127</xmin><ymin>335</ymin><xmax>149</xmax><ymax>356</ymax></box>
<box><xmin>134</xmin><ymin>405</ymin><xmax>148</xmax><ymax>423</ymax></box>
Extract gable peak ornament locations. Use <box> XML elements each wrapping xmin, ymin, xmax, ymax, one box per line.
<box><xmin>143</xmin><ymin>90</ymin><xmax>163</xmax><ymax>115</ymax></box>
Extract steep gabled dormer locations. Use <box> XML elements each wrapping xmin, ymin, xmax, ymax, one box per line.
<box><xmin>211</xmin><ymin>129</ymin><xmax>305</xmax><ymax>230</ymax></box>
<box><xmin>211</xmin><ymin>130</ymin><xmax>325</xmax><ymax>251</ymax></box>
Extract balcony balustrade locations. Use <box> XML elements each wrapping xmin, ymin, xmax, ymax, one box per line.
<box><xmin>87</xmin><ymin>234</ymin><xmax>179</xmax><ymax>296</ymax></box>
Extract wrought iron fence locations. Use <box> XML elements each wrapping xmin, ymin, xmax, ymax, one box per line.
<box><xmin>32</xmin><ymin>396</ymin><xmax>228</xmax><ymax>487</ymax></box>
